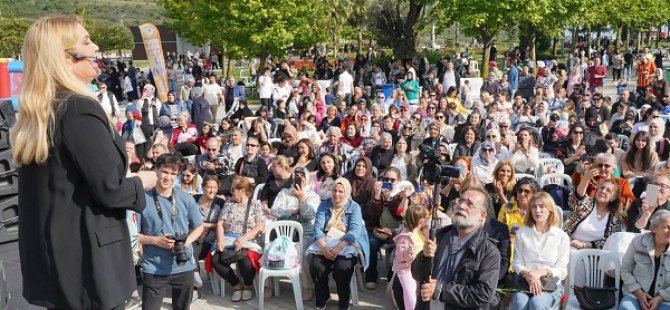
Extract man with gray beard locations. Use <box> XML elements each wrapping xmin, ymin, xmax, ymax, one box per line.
<box><xmin>412</xmin><ymin>188</ymin><xmax>501</xmax><ymax>310</ymax></box>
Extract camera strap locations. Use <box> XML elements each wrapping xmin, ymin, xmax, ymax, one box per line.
<box><xmin>153</xmin><ymin>190</ymin><xmax>178</xmax><ymax>234</ymax></box>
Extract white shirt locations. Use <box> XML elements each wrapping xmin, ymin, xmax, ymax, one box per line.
<box><xmin>338</xmin><ymin>71</ymin><xmax>354</xmax><ymax>94</ymax></box>
<box><xmin>135</xmin><ymin>98</ymin><xmax>162</xmax><ymax>125</ymax></box>
<box><xmin>123</xmin><ymin>76</ymin><xmax>133</xmax><ymax>92</ymax></box>
<box><xmin>98</xmin><ymin>91</ymin><xmax>119</xmax><ymax>119</ymax></box>
<box><xmin>223</xmin><ymin>143</ymin><xmax>245</xmax><ymax>165</ymax></box>
<box><xmin>506</xmin><ymin>145</ymin><xmax>539</xmax><ymax>174</ymax></box>
<box><xmin>391</xmin><ymin>155</ymin><xmax>408</xmax><ymax>181</ymax></box>
<box><xmin>259</xmin><ymin>75</ymin><xmax>274</xmax><ymax>99</ymax></box>
<box><xmin>513</xmin><ymin>226</ymin><xmax>570</xmax><ymax>280</ymax></box>
<box><xmin>442</xmin><ymin>70</ymin><xmax>456</xmax><ymax>92</ymax></box>
<box><xmin>572</xmin><ymin>209</ymin><xmax>609</xmax><ymax>243</ymax></box>
<box><xmin>272</xmin><ymin>83</ymin><xmax>292</xmax><ymax>105</ymax></box>
<box><xmin>202</xmin><ymin>83</ymin><xmax>222</xmax><ymax>107</ymax></box>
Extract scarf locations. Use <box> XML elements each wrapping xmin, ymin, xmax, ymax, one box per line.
<box><xmin>345</xmin><ymin>157</ymin><xmax>375</xmax><ymax>206</ymax></box>
<box><xmin>326</xmin><ymin>178</ymin><xmax>352</xmax><ymax>233</ymax></box>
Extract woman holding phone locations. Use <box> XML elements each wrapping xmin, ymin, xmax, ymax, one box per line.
<box><xmin>559</xmin><ymin>124</ymin><xmax>587</xmax><ymax>176</ymax></box>
<box><xmin>506</xmin><ymin>127</ymin><xmax>540</xmax><ymax>174</ymax></box>
<box><xmin>627</xmin><ymin>173</ymin><xmax>670</xmax><ymax>232</ymax></box>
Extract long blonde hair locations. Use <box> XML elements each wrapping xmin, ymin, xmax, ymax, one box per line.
<box><xmin>11</xmin><ymin>15</ymin><xmax>98</xmax><ymax>166</ymax></box>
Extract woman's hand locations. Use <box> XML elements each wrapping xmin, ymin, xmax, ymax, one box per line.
<box><xmin>292</xmin><ymin>183</ymin><xmax>306</xmax><ymax>203</ymax></box>
<box><xmin>493</xmin><ymin>180</ymin><xmax>505</xmax><ymax>196</ymax></box>
<box><xmin>523</xmin><ymin>271</ymin><xmax>544</xmax><ymax>296</ymax></box>
<box><xmin>216</xmin><ymin>239</ymin><xmax>226</xmax><ymax>252</ymax></box>
<box><xmin>647</xmin><ymin>295</ymin><xmax>663</xmax><ymax>310</ymax></box>
<box><xmin>233</xmin><ymin>238</ymin><xmax>245</xmax><ymax>251</ymax></box>
<box><xmin>134</xmin><ymin>171</ymin><xmax>157</xmax><ymax>190</ymax></box>
<box><xmin>633</xmin><ymin>289</ymin><xmax>653</xmax><ymax>310</ymax></box>
<box><xmin>373</xmin><ymin>182</ymin><xmax>383</xmax><ymax>200</ymax></box>
<box><xmin>642</xmin><ymin>201</ymin><xmax>657</xmax><ymax>214</ymax></box>
<box><xmin>570</xmin><ymin>239</ymin><xmax>590</xmax><ymax>249</ymax></box>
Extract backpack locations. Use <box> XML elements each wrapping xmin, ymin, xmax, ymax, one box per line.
<box><xmin>261</xmin><ymin>235</ymin><xmax>299</xmax><ymax>270</ymax></box>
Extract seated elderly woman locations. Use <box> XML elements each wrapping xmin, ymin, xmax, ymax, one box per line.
<box><xmin>565</xmin><ymin>179</ymin><xmax>625</xmax><ymax>250</ymax></box>
<box><xmin>628</xmin><ymin>172</ymin><xmax>670</xmax><ymax>233</ymax></box>
<box><xmin>471</xmin><ymin>141</ymin><xmax>499</xmax><ymax>184</ymax></box>
<box><xmin>271</xmin><ymin>167</ymin><xmax>320</xmax><ymax>300</ymax></box>
<box><xmin>212</xmin><ymin>177</ymin><xmax>266</xmax><ymax>302</ymax></box>
<box><xmin>510</xmin><ymin>192</ymin><xmax>570</xmax><ymax>309</ymax></box>
<box><xmin>307</xmin><ymin>178</ymin><xmax>369</xmax><ymax>310</ymax></box>
<box><xmin>620</xmin><ymin>210</ymin><xmax>670</xmax><ymax>310</ymax></box>
<box><xmin>573</xmin><ymin>153</ymin><xmax>635</xmax><ymax>210</ymax></box>
<box><xmin>169</xmin><ymin>111</ymin><xmax>199</xmax><ymax>156</ymax></box>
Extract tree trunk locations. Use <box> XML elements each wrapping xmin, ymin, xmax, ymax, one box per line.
<box><xmin>226</xmin><ymin>56</ymin><xmax>232</xmax><ymax>78</ymax></box>
<box><xmin>637</xmin><ymin>31</ymin><xmax>642</xmax><ymax>51</ymax></box>
<box><xmin>430</xmin><ymin>20</ymin><xmax>436</xmax><ymax>49</ymax></box>
<box><xmin>647</xmin><ymin>30</ymin><xmax>653</xmax><ymax>46</ymax></box>
<box><xmin>481</xmin><ymin>37</ymin><xmax>493</xmax><ymax>78</ymax></box>
<box><xmin>552</xmin><ymin>37</ymin><xmax>557</xmax><ymax>57</ymax></box>
<box><xmin>624</xmin><ymin>25</ymin><xmax>631</xmax><ymax>49</ymax></box>
<box><xmin>614</xmin><ymin>25</ymin><xmax>622</xmax><ymax>50</ymax></box>
<box><xmin>221</xmin><ymin>48</ymin><xmax>227</xmax><ymax>77</ymax></box>
<box><xmin>586</xmin><ymin>26</ymin><xmax>592</xmax><ymax>58</ymax></box>
<box><xmin>527</xmin><ymin>25</ymin><xmax>537</xmax><ymax>73</ymax></box>
<box><xmin>333</xmin><ymin>32</ymin><xmax>338</xmax><ymax>58</ymax></box>
<box><xmin>571</xmin><ymin>27</ymin><xmax>578</xmax><ymax>53</ymax></box>
<box><xmin>256</xmin><ymin>51</ymin><xmax>268</xmax><ymax>82</ymax></box>
<box><xmin>656</xmin><ymin>24</ymin><xmax>662</xmax><ymax>48</ymax></box>
<box><xmin>455</xmin><ymin>22</ymin><xmax>460</xmax><ymax>48</ymax></box>
<box><xmin>596</xmin><ymin>29</ymin><xmax>602</xmax><ymax>48</ymax></box>
<box><xmin>357</xmin><ymin>23</ymin><xmax>364</xmax><ymax>53</ymax></box>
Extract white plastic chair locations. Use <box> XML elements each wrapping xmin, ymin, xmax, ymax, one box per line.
<box><xmin>252</xmin><ymin>183</ymin><xmax>265</xmax><ymax>202</ymax></box>
<box><xmin>654</xmin><ymin>161</ymin><xmax>667</xmax><ymax>172</ymax></box>
<box><xmin>539</xmin><ymin>173</ymin><xmax>573</xmax><ymax>191</ymax></box>
<box><xmin>618</xmin><ymin>134</ymin><xmax>630</xmax><ymax>151</ymax></box>
<box><xmin>258</xmin><ymin>221</ymin><xmax>304</xmax><ymax>310</ymax></box>
<box><xmin>567</xmin><ymin>249</ymin><xmax>620</xmax><ymax>310</ymax></box>
<box><xmin>515</xmin><ymin>173</ymin><xmax>536</xmax><ymax>181</ymax></box>
<box><xmin>536</xmin><ymin>158</ymin><xmax>565</xmax><ymax>179</ymax></box>
<box><xmin>447</xmin><ymin>143</ymin><xmax>457</xmax><ymax>157</ymax></box>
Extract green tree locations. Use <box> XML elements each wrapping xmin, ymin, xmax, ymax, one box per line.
<box><xmin>367</xmin><ymin>0</ymin><xmax>436</xmax><ymax>59</ymax></box>
<box><xmin>88</xmin><ymin>22</ymin><xmax>134</xmax><ymax>54</ymax></box>
<box><xmin>159</xmin><ymin>0</ymin><xmax>327</xmax><ymax>72</ymax></box>
<box><xmin>0</xmin><ymin>18</ymin><xmax>29</xmax><ymax>58</ymax></box>
<box><xmin>440</xmin><ymin>0</ymin><xmax>521</xmax><ymax>77</ymax></box>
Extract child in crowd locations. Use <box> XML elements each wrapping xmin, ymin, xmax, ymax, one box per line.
<box><xmin>391</xmin><ymin>202</ymin><xmax>429</xmax><ymax>310</ymax></box>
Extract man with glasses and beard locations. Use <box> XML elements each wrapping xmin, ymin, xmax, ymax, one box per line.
<box><xmin>412</xmin><ymin>188</ymin><xmax>501</xmax><ymax>309</ymax></box>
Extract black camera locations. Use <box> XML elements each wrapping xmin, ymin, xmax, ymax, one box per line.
<box><xmin>167</xmin><ymin>233</ymin><xmax>190</xmax><ymax>265</ymax></box>
<box><xmin>418</xmin><ymin>144</ymin><xmax>461</xmax><ymax>184</ymax></box>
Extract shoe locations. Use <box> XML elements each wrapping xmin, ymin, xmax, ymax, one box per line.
<box><xmin>231</xmin><ymin>290</ymin><xmax>242</xmax><ymax>302</ymax></box>
<box><xmin>191</xmin><ymin>291</ymin><xmax>200</xmax><ymax>303</ymax></box>
<box><xmin>242</xmin><ymin>289</ymin><xmax>253</xmax><ymax>301</ymax></box>
<box><xmin>365</xmin><ymin>282</ymin><xmax>377</xmax><ymax>290</ymax></box>
<box><xmin>316</xmin><ymin>296</ymin><xmax>331</xmax><ymax>310</ymax></box>
<box><xmin>124</xmin><ymin>298</ymin><xmax>141</xmax><ymax>310</ymax></box>
<box><xmin>194</xmin><ymin>272</ymin><xmax>203</xmax><ymax>288</ymax></box>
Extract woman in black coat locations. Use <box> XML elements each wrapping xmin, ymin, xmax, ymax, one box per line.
<box><xmin>12</xmin><ymin>16</ymin><xmax>151</xmax><ymax>310</ymax></box>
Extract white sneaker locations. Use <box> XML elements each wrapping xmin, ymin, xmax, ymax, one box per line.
<box><xmin>241</xmin><ymin>289</ymin><xmax>253</xmax><ymax>301</ymax></box>
<box><xmin>365</xmin><ymin>282</ymin><xmax>377</xmax><ymax>290</ymax></box>
<box><xmin>193</xmin><ymin>272</ymin><xmax>203</xmax><ymax>288</ymax></box>
<box><xmin>231</xmin><ymin>290</ymin><xmax>242</xmax><ymax>302</ymax></box>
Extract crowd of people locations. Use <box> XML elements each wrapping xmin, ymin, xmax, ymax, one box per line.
<box><xmin>91</xmin><ymin>40</ymin><xmax>670</xmax><ymax>310</ymax></box>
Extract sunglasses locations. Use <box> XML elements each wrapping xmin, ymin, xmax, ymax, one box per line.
<box><xmin>482</xmin><ymin>148</ymin><xmax>494</xmax><ymax>153</ymax></box>
<box><xmin>486</xmin><ymin>135</ymin><xmax>497</xmax><ymax>138</ymax></box>
<box><xmin>517</xmin><ymin>188</ymin><xmax>532</xmax><ymax>195</ymax></box>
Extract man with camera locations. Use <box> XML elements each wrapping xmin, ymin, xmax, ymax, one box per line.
<box><xmin>138</xmin><ymin>154</ymin><xmax>204</xmax><ymax>310</ymax></box>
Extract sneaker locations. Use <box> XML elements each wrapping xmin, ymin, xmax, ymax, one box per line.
<box><xmin>365</xmin><ymin>282</ymin><xmax>377</xmax><ymax>290</ymax></box>
<box><xmin>124</xmin><ymin>297</ymin><xmax>141</xmax><ymax>310</ymax></box>
<box><xmin>316</xmin><ymin>296</ymin><xmax>331</xmax><ymax>310</ymax></box>
<box><xmin>231</xmin><ymin>290</ymin><xmax>242</xmax><ymax>302</ymax></box>
<box><xmin>193</xmin><ymin>272</ymin><xmax>203</xmax><ymax>288</ymax></box>
<box><xmin>191</xmin><ymin>291</ymin><xmax>200</xmax><ymax>303</ymax></box>
<box><xmin>241</xmin><ymin>289</ymin><xmax>253</xmax><ymax>301</ymax></box>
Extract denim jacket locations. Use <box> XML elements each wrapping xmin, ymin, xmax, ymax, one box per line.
<box><xmin>313</xmin><ymin>198</ymin><xmax>370</xmax><ymax>270</ymax></box>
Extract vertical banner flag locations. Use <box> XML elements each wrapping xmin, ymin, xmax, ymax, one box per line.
<box><xmin>139</xmin><ymin>23</ymin><xmax>169</xmax><ymax>102</ymax></box>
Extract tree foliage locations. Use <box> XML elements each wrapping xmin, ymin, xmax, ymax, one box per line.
<box><xmin>0</xmin><ymin>18</ymin><xmax>29</xmax><ymax>58</ymax></box>
<box><xmin>88</xmin><ymin>21</ymin><xmax>134</xmax><ymax>54</ymax></box>
<box><xmin>367</xmin><ymin>0</ymin><xmax>436</xmax><ymax>59</ymax></box>
<box><xmin>159</xmin><ymin>0</ymin><xmax>327</xmax><ymax>61</ymax></box>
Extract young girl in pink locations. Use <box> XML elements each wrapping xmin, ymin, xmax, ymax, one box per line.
<box><xmin>391</xmin><ymin>203</ymin><xmax>429</xmax><ymax>310</ymax></box>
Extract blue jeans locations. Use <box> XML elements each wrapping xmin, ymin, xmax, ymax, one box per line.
<box><xmin>365</xmin><ymin>233</ymin><xmax>392</xmax><ymax>283</ymax></box>
<box><xmin>510</xmin><ymin>287</ymin><xmax>563</xmax><ymax>310</ymax></box>
<box><xmin>619</xmin><ymin>294</ymin><xmax>670</xmax><ymax>310</ymax></box>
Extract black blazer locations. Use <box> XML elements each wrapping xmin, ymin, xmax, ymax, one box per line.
<box><xmin>19</xmin><ymin>93</ymin><xmax>146</xmax><ymax>309</ymax></box>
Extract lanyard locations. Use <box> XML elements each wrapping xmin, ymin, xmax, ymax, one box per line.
<box><xmin>152</xmin><ymin>190</ymin><xmax>177</xmax><ymax>234</ymax></box>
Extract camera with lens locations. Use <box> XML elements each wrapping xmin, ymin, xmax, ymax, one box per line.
<box><xmin>418</xmin><ymin>144</ymin><xmax>461</xmax><ymax>185</ymax></box>
<box><xmin>167</xmin><ymin>233</ymin><xmax>190</xmax><ymax>265</ymax></box>
<box><xmin>203</xmin><ymin>153</ymin><xmax>235</xmax><ymax>176</ymax></box>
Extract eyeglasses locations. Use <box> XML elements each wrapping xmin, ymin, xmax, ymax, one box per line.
<box><xmin>246</xmin><ymin>144</ymin><xmax>258</xmax><ymax>148</ymax></box>
<box><xmin>482</xmin><ymin>148</ymin><xmax>494</xmax><ymax>153</ymax></box>
<box><xmin>517</xmin><ymin>188</ymin><xmax>533</xmax><ymax>195</ymax></box>
<box><xmin>652</xmin><ymin>182</ymin><xmax>670</xmax><ymax>190</ymax></box>
<box><xmin>383</xmin><ymin>177</ymin><xmax>397</xmax><ymax>183</ymax></box>
<box><xmin>597</xmin><ymin>163</ymin><xmax>613</xmax><ymax>169</ymax></box>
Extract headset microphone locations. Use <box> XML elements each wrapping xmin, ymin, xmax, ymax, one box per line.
<box><xmin>66</xmin><ymin>51</ymin><xmax>97</xmax><ymax>61</ymax></box>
